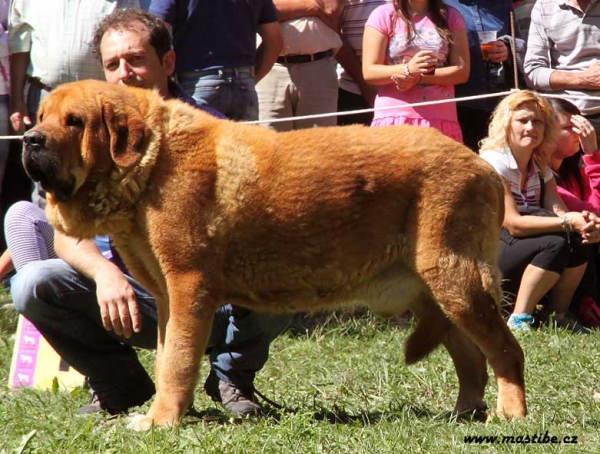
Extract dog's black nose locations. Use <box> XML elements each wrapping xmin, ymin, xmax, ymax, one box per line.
<box><xmin>23</xmin><ymin>130</ymin><xmax>46</xmax><ymax>149</ymax></box>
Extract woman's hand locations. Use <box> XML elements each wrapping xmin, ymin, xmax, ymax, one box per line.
<box><xmin>405</xmin><ymin>50</ymin><xmax>437</xmax><ymax>76</ymax></box>
<box><xmin>570</xmin><ymin>114</ymin><xmax>598</xmax><ymax>154</ymax></box>
<box><xmin>565</xmin><ymin>211</ymin><xmax>600</xmax><ymax>243</ymax></box>
<box><xmin>391</xmin><ymin>72</ymin><xmax>420</xmax><ymax>91</ymax></box>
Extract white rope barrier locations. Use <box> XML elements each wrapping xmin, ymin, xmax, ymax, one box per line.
<box><xmin>3</xmin><ymin>89</ymin><xmax>600</xmax><ymax>140</ymax></box>
<box><xmin>246</xmin><ymin>90</ymin><xmax>515</xmax><ymax>125</ymax></box>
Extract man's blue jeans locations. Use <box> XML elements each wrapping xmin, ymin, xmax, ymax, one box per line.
<box><xmin>177</xmin><ymin>67</ymin><xmax>259</xmax><ymax>121</ymax></box>
<box><xmin>11</xmin><ymin>259</ymin><xmax>290</xmax><ymax>410</ymax></box>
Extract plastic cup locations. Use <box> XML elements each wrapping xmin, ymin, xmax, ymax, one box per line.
<box><xmin>477</xmin><ymin>30</ymin><xmax>498</xmax><ymax>60</ymax></box>
<box><xmin>420</xmin><ymin>43</ymin><xmax>440</xmax><ymax>75</ymax></box>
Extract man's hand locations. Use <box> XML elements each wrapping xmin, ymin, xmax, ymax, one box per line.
<box><xmin>487</xmin><ymin>40</ymin><xmax>509</xmax><ymax>64</ymax></box>
<box><xmin>53</xmin><ymin>231</ymin><xmax>142</xmax><ymax>338</ymax></box>
<box><xmin>275</xmin><ymin>0</ymin><xmax>343</xmax><ymax>29</ymax></box>
<box><xmin>579</xmin><ymin>62</ymin><xmax>600</xmax><ymax>90</ymax></box>
<box><xmin>94</xmin><ymin>264</ymin><xmax>141</xmax><ymax>338</ymax></box>
<box><xmin>9</xmin><ymin>98</ymin><xmax>32</xmax><ymax>134</ymax></box>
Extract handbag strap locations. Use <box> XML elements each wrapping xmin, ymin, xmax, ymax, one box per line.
<box><xmin>539</xmin><ymin>172</ymin><xmax>545</xmax><ymax>208</ymax></box>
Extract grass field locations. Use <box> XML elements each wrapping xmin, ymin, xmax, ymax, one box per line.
<box><xmin>1</xmin><ymin>290</ymin><xmax>600</xmax><ymax>453</ymax></box>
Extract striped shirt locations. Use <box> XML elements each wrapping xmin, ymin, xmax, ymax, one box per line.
<box><xmin>338</xmin><ymin>0</ymin><xmax>387</xmax><ymax>94</ymax></box>
<box><xmin>480</xmin><ymin>148</ymin><xmax>553</xmax><ymax>211</ymax></box>
<box><xmin>524</xmin><ymin>0</ymin><xmax>600</xmax><ymax>115</ymax></box>
<box><xmin>8</xmin><ymin>0</ymin><xmax>140</xmax><ymax>89</ymax></box>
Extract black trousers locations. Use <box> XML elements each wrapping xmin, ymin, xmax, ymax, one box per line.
<box><xmin>337</xmin><ymin>88</ymin><xmax>373</xmax><ymax>126</ymax></box>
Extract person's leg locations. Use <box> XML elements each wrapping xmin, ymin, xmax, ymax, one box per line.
<box><xmin>207</xmin><ymin>305</ymin><xmax>291</xmax><ymax>386</ymax></box>
<box><xmin>230</xmin><ymin>69</ymin><xmax>259</xmax><ymax>122</ymax></box>
<box><xmin>292</xmin><ymin>57</ymin><xmax>338</xmax><ymax>129</ymax></box>
<box><xmin>178</xmin><ymin>70</ymin><xmax>232</xmax><ymax>119</ymax></box>
<box><xmin>337</xmin><ymin>88</ymin><xmax>373</xmax><ymax>126</ymax></box>
<box><xmin>549</xmin><ymin>263</ymin><xmax>587</xmax><ymax>314</ymax></box>
<box><xmin>499</xmin><ymin>230</ymin><xmax>569</xmax><ymax>329</ymax></box>
<box><xmin>456</xmin><ymin>105</ymin><xmax>491</xmax><ymax>153</ymax></box>
<box><xmin>4</xmin><ymin>201</ymin><xmax>56</xmax><ymax>270</ymax></box>
<box><xmin>0</xmin><ymin>95</ymin><xmax>10</xmax><ymax>202</ymax></box>
<box><xmin>256</xmin><ymin>63</ymin><xmax>295</xmax><ymax>131</ymax></box>
<box><xmin>513</xmin><ymin>264</ymin><xmax>560</xmax><ymax>314</ymax></box>
<box><xmin>10</xmin><ymin>259</ymin><xmax>158</xmax><ymax>413</ymax></box>
<box><xmin>204</xmin><ymin>304</ymin><xmax>291</xmax><ymax>414</ymax></box>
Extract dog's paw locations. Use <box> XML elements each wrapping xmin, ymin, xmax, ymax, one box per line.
<box><xmin>126</xmin><ymin>414</ymin><xmax>155</xmax><ymax>431</ymax></box>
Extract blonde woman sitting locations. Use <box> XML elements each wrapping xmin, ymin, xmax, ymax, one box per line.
<box><xmin>479</xmin><ymin>90</ymin><xmax>600</xmax><ymax>333</ymax></box>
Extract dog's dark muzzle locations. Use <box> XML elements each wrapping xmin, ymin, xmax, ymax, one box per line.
<box><xmin>23</xmin><ymin>129</ymin><xmax>47</xmax><ymax>151</ymax></box>
<box><xmin>22</xmin><ymin>129</ymin><xmax>75</xmax><ymax>202</ymax></box>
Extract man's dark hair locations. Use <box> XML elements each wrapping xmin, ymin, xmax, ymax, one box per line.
<box><xmin>92</xmin><ymin>8</ymin><xmax>172</xmax><ymax>61</ymax></box>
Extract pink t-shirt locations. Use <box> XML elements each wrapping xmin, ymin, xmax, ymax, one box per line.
<box><xmin>366</xmin><ymin>4</ymin><xmax>465</xmax><ymax>141</ymax></box>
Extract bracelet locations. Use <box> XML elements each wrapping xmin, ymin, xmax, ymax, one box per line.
<box><xmin>560</xmin><ymin>216</ymin><xmax>569</xmax><ymax>233</ymax></box>
<box><xmin>403</xmin><ymin>64</ymin><xmax>411</xmax><ymax>77</ymax></box>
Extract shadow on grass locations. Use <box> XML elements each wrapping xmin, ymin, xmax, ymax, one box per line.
<box><xmin>180</xmin><ymin>402</ymin><xmax>487</xmax><ymax>427</ymax></box>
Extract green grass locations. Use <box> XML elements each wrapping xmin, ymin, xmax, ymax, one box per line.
<box><xmin>1</xmin><ymin>297</ymin><xmax>600</xmax><ymax>453</ymax></box>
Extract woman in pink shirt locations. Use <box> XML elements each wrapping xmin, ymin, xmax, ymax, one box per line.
<box><xmin>551</xmin><ymin>98</ymin><xmax>600</xmax><ymax>215</ymax></box>
<box><xmin>550</xmin><ymin>97</ymin><xmax>600</xmax><ymax>328</ymax></box>
<box><xmin>362</xmin><ymin>0</ymin><xmax>469</xmax><ymax>142</ymax></box>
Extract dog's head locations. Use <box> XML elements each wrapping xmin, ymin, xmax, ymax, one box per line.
<box><xmin>22</xmin><ymin>79</ymin><xmax>157</xmax><ymax>204</ymax></box>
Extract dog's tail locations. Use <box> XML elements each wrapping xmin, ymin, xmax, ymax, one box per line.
<box><xmin>404</xmin><ymin>301</ymin><xmax>452</xmax><ymax>365</ymax></box>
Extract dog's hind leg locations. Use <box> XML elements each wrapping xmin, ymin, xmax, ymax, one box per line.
<box><xmin>407</xmin><ymin>293</ymin><xmax>489</xmax><ymax>418</ymax></box>
<box><xmin>405</xmin><ymin>293</ymin><xmax>452</xmax><ymax>365</ymax></box>
<box><xmin>423</xmin><ymin>259</ymin><xmax>526</xmax><ymax>419</ymax></box>
<box><xmin>442</xmin><ymin>325</ymin><xmax>488</xmax><ymax>418</ymax></box>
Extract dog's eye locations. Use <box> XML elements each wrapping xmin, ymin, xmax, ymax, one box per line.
<box><xmin>66</xmin><ymin>115</ymin><xmax>84</xmax><ymax>128</ymax></box>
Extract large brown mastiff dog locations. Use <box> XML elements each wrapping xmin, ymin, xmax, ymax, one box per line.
<box><xmin>21</xmin><ymin>80</ymin><xmax>525</xmax><ymax>429</ymax></box>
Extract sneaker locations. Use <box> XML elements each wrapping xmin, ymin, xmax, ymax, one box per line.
<box><xmin>76</xmin><ymin>392</ymin><xmax>134</xmax><ymax>416</ymax></box>
<box><xmin>553</xmin><ymin>312</ymin><xmax>591</xmax><ymax>334</ymax></box>
<box><xmin>507</xmin><ymin>313</ymin><xmax>535</xmax><ymax>332</ymax></box>
<box><xmin>76</xmin><ymin>393</ymin><xmax>103</xmax><ymax>415</ymax></box>
<box><xmin>204</xmin><ymin>373</ymin><xmax>261</xmax><ymax>417</ymax></box>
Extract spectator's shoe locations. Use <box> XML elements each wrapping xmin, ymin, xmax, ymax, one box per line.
<box><xmin>204</xmin><ymin>373</ymin><xmax>262</xmax><ymax>417</ymax></box>
<box><xmin>553</xmin><ymin>312</ymin><xmax>591</xmax><ymax>334</ymax></box>
<box><xmin>76</xmin><ymin>392</ymin><xmax>134</xmax><ymax>416</ymax></box>
<box><xmin>573</xmin><ymin>297</ymin><xmax>600</xmax><ymax>329</ymax></box>
<box><xmin>507</xmin><ymin>313</ymin><xmax>535</xmax><ymax>332</ymax></box>
<box><xmin>76</xmin><ymin>393</ymin><xmax>103</xmax><ymax>415</ymax></box>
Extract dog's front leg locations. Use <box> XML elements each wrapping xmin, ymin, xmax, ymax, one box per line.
<box><xmin>129</xmin><ymin>271</ymin><xmax>217</xmax><ymax>430</ymax></box>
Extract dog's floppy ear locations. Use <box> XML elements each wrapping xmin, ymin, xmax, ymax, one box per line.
<box><xmin>101</xmin><ymin>96</ymin><xmax>148</xmax><ymax>168</ymax></box>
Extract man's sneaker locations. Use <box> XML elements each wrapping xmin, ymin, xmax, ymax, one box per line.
<box><xmin>204</xmin><ymin>373</ymin><xmax>261</xmax><ymax>417</ymax></box>
<box><xmin>76</xmin><ymin>393</ymin><xmax>103</xmax><ymax>415</ymax></box>
<box><xmin>76</xmin><ymin>392</ymin><xmax>133</xmax><ymax>416</ymax></box>
<box><xmin>507</xmin><ymin>313</ymin><xmax>535</xmax><ymax>332</ymax></box>
<box><xmin>553</xmin><ymin>312</ymin><xmax>591</xmax><ymax>334</ymax></box>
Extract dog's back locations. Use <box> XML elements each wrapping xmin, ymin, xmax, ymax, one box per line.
<box><xmin>196</xmin><ymin>124</ymin><xmax>504</xmax><ymax>316</ymax></box>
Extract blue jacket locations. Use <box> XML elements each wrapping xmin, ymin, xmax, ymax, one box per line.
<box><xmin>443</xmin><ymin>0</ymin><xmax>526</xmax><ymax>111</ymax></box>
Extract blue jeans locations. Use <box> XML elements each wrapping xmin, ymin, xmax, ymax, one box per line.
<box><xmin>178</xmin><ymin>67</ymin><xmax>259</xmax><ymax>121</ymax></box>
<box><xmin>11</xmin><ymin>259</ymin><xmax>290</xmax><ymax>410</ymax></box>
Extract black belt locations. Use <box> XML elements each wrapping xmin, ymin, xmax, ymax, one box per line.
<box><xmin>28</xmin><ymin>77</ymin><xmax>52</xmax><ymax>92</ymax></box>
<box><xmin>277</xmin><ymin>49</ymin><xmax>333</xmax><ymax>64</ymax></box>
